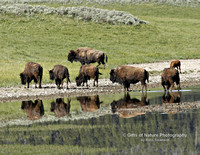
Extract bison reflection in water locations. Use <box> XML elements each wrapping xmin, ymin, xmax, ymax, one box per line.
<box><xmin>21</xmin><ymin>100</ymin><xmax>44</xmax><ymax>120</ymax></box>
<box><xmin>77</xmin><ymin>95</ymin><xmax>102</xmax><ymax>112</ymax></box>
<box><xmin>50</xmin><ymin>98</ymin><xmax>71</xmax><ymax>117</ymax></box>
<box><xmin>111</xmin><ymin>93</ymin><xmax>149</xmax><ymax>118</ymax></box>
<box><xmin>162</xmin><ymin>91</ymin><xmax>181</xmax><ymax>104</ymax></box>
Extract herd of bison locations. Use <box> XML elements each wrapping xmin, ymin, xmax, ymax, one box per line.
<box><xmin>20</xmin><ymin>47</ymin><xmax>181</xmax><ymax>92</ymax></box>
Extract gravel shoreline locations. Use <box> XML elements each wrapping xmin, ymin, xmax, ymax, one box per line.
<box><xmin>1</xmin><ymin>59</ymin><xmax>200</xmax><ymax>103</ymax></box>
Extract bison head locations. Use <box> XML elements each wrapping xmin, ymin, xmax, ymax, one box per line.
<box><xmin>20</xmin><ymin>73</ymin><xmax>26</xmax><ymax>85</ymax></box>
<box><xmin>68</xmin><ymin>50</ymin><xmax>76</xmax><ymax>63</ymax></box>
<box><xmin>49</xmin><ymin>70</ymin><xmax>55</xmax><ymax>80</ymax></box>
<box><xmin>75</xmin><ymin>76</ymin><xmax>82</xmax><ymax>86</ymax></box>
<box><xmin>109</xmin><ymin>69</ymin><xmax>116</xmax><ymax>83</ymax></box>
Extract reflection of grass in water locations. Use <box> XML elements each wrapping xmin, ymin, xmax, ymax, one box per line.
<box><xmin>0</xmin><ymin>145</ymin><xmax>117</xmax><ymax>154</ymax></box>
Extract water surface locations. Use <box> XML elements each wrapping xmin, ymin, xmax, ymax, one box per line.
<box><xmin>0</xmin><ymin>86</ymin><xmax>200</xmax><ymax>154</ymax></box>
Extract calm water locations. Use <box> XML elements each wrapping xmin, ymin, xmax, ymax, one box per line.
<box><xmin>0</xmin><ymin>86</ymin><xmax>200</xmax><ymax>154</ymax></box>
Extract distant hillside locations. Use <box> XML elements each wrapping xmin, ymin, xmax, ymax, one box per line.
<box><xmin>0</xmin><ymin>0</ymin><xmax>199</xmax><ymax>7</ymax></box>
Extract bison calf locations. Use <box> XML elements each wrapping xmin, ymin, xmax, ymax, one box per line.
<box><xmin>110</xmin><ymin>65</ymin><xmax>149</xmax><ymax>92</ymax></box>
<box><xmin>20</xmin><ymin>62</ymin><xmax>43</xmax><ymax>88</ymax></box>
<box><xmin>76</xmin><ymin>64</ymin><xmax>102</xmax><ymax>88</ymax></box>
<box><xmin>68</xmin><ymin>47</ymin><xmax>108</xmax><ymax>69</ymax></box>
<box><xmin>161</xmin><ymin>68</ymin><xmax>180</xmax><ymax>91</ymax></box>
<box><xmin>49</xmin><ymin>65</ymin><xmax>70</xmax><ymax>89</ymax></box>
<box><xmin>170</xmin><ymin>60</ymin><xmax>181</xmax><ymax>73</ymax></box>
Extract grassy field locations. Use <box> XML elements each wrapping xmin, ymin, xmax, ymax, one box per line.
<box><xmin>0</xmin><ymin>3</ymin><xmax>200</xmax><ymax>87</ymax></box>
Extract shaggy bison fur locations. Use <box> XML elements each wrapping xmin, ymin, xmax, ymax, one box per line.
<box><xmin>170</xmin><ymin>60</ymin><xmax>181</xmax><ymax>73</ymax></box>
<box><xmin>49</xmin><ymin>65</ymin><xmax>70</xmax><ymax>89</ymax></box>
<box><xmin>76</xmin><ymin>64</ymin><xmax>102</xmax><ymax>88</ymax></box>
<box><xmin>20</xmin><ymin>62</ymin><xmax>43</xmax><ymax>88</ymax></box>
<box><xmin>110</xmin><ymin>65</ymin><xmax>149</xmax><ymax>91</ymax></box>
<box><xmin>68</xmin><ymin>47</ymin><xmax>108</xmax><ymax>69</ymax></box>
<box><xmin>161</xmin><ymin>68</ymin><xmax>180</xmax><ymax>91</ymax></box>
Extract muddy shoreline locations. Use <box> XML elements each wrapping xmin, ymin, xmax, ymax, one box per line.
<box><xmin>1</xmin><ymin>59</ymin><xmax>200</xmax><ymax>102</ymax></box>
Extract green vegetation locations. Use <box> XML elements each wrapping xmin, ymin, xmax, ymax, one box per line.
<box><xmin>0</xmin><ymin>3</ymin><xmax>200</xmax><ymax>87</ymax></box>
<box><xmin>0</xmin><ymin>110</ymin><xmax>199</xmax><ymax>154</ymax></box>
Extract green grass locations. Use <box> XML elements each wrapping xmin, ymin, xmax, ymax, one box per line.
<box><xmin>0</xmin><ymin>3</ymin><xmax>200</xmax><ymax>87</ymax></box>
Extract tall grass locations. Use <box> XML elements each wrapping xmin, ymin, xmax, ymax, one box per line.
<box><xmin>0</xmin><ymin>3</ymin><xmax>200</xmax><ymax>87</ymax></box>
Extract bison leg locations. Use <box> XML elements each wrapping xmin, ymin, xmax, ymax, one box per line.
<box><xmin>162</xmin><ymin>82</ymin><xmax>166</xmax><ymax>92</ymax></box>
<box><xmin>123</xmin><ymin>82</ymin><xmax>130</xmax><ymax>92</ymax></box>
<box><xmin>34</xmin><ymin>78</ymin><xmax>38</xmax><ymax>88</ymax></box>
<box><xmin>27</xmin><ymin>82</ymin><xmax>30</xmax><ymax>88</ymax></box>
<box><xmin>61</xmin><ymin>80</ymin><xmax>64</xmax><ymax>89</ymax></box>
<box><xmin>39</xmin><ymin>76</ymin><xmax>42</xmax><ymax>88</ymax></box>
<box><xmin>93</xmin><ymin>80</ymin><xmax>95</xmax><ymax>87</ymax></box>
<box><xmin>66</xmin><ymin>78</ymin><xmax>69</xmax><ymax>89</ymax></box>
<box><xmin>86</xmin><ymin>82</ymin><xmax>89</xmax><ymax>88</ymax></box>
<box><xmin>168</xmin><ymin>79</ymin><xmax>174</xmax><ymax>91</ymax></box>
<box><xmin>141</xmin><ymin>83</ymin><xmax>147</xmax><ymax>92</ymax></box>
<box><xmin>96</xmin><ymin>79</ymin><xmax>98</xmax><ymax>87</ymax></box>
<box><xmin>55</xmin><ymin>79</ymin><xmax>60</xmax><ymax>89</ymax></box>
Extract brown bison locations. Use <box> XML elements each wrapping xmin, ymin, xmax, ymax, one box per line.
<box><xmin>162</xmin><ymin>91</ymin><xmax>181</xmax><ymax>104</ymax></box>
<box><xmin>21</xmin><ymin>100</ymin><xmax>44</xmax><ymax>120</ymax></box>
<box><xmin>76</xmin><ymin>64</ymin><xmax>102</xmax><ymax>88</ymax></box>
<box><xmin>50</xmin><ymin>98</ymin><xmax>71</xmax><ymax>117</ymax></box>
<box><xmin>77</xmin><ymin>95</ymin><xmax>102</xmax><ymax>112</ymax></box>
<box><xmin>161</xmin><ymin>68</ymin><xmax>180</xmax><ymax>91</ymax></box>
<box><xmin>68</xmin><ymin>47</ymin><xmax>108</xmax><ymax>69</ymax></box>
<box><xmin>110</xmin><ymin>65</ymin><xmax>149</xmax><ymax>91</ymax></box>
<box><xmin>170</xmin><ymin>60</ymin><xmax>181</xmax><ymax>73</ymax></box>
<box><xmin>110</xmin><ymin>93</ymin><xmax>149</xmax><ymax>118</ymax></box>
<box><xmin>20</xmin><ymin>62</ymin><xmax>43</xmax><ymax>88</ymax></box>
<box><xmin>49</xmin><ymin>65</ymin><xmax>70</xmax><ymax>89</ymax></box>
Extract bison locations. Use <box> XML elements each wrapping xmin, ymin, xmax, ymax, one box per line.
<box><xmin>110</xmin><ymin>93</ymin><xmax>149</xmax><ymax>118</ymax></box>
<box><xmin>161</xmin><ymin>68</ymin><xmax>180</xmax><ymax>91</ymax></box>
<box><xmin>20</xmin><ymin>62</ymin><xmax>43</xmax><ymax>88</ymax></box>
<box><xmin>21</xmin><ymin>100</ymin><xmax>44</xmax><ymax>120</ymax></box>
<box><xmin>170</xmin><ymin>60</ymin><xmax>181</xmax><ymax>73</ymax></box>
<box><xmin>75</xmin><ymin>64</ymin><xmax>102</xmax><ymax>88</ymax></box>
<box><xmin>68</xmin><ymin>47</ymin><xmax>108</xmax><ymax>69</ymax></box>
<box><xmin>110</xmin><ymin>65</ymin><xmax>149</xmax><ymax>92</ymax></box>
<box><xmin>49</xmin><ymin>65</ymin><xmax>70</xmax><ymax>89</ymax></box>
<box><xmin>77</xmin><ymin>95</ymin><xmax>102</xmax><ymax>112</ymax></box>
<box><xmin>50</xmin><ymin>98</ymin><xmax>71</xmax><ymax>117</ymax></box>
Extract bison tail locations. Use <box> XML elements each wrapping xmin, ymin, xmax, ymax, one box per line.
<box><xmin>68</xmin><ymin>77</ymin><xmax>71</xmax><ymax>83</ymax></box>
<box><xmin>65</xmin><ymin>71</ymin><xmax>71</xmax><ymax>83</ymax></box>
<box><xmin>106</xmin><ymin>55</ymin><xmax>108</xmax><ymax>62</ymax></box>
<box><xmin>39</xmin><ymin>66</ymin><xmax>43</xmax><ymax>81</ymax></box>
<box><xmin>145</xmin><ymin>70</ymin><xmax>149</xmax><ymax>83</ymax></box>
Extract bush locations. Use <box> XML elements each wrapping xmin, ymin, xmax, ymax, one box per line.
<box><xmin>0</xmin><ymin>4</ymin><xmax>148</xmax><ymax>25</ymax></box>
